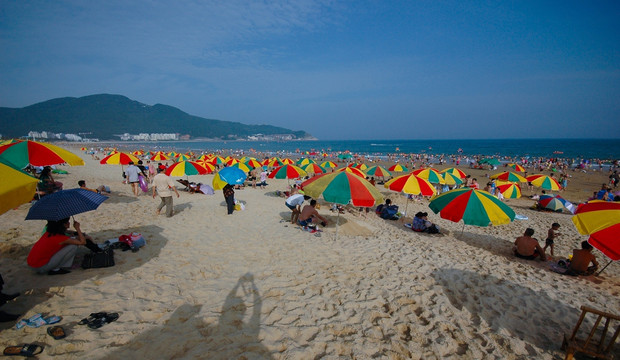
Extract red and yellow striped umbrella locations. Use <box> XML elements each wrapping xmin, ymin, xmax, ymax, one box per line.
<box><xmin>320</xmin><ymin>161</ymin><xmax>337</xmax><ymax>169</ymax></box>
<box><xmin>490</xmin><ymin>171</ymin><xmax>527</xmax><ymax>183</ymax></box>
<box><xmin>365</xmin><ymin>165</ymin><xmax>391</xmax><ymax>178</ymax></box>
<box><xmin>230</xmin><ymin>162</ymin><xmax>251</xmax><ymax>172</ymax></box>
<box><xmin>508</xmin><ymin>163</ymin><xmax>525</xmax><ymax>172</ymax></box>
<box><xmin>268</xmin><ymin>164</ymin><xmax>307</xmax><ymax>179</ymax></box>
<box><xmin>0</xmin><ymin>140</ymin><xmax>84</xmax><ymax>168</ymax></box>
<box><xmin>196</xmin><ymin>160</ymin><xmax>216</xmax><ymax>173</ymax></box>
<box><xmin>429</xmin><ymin>188</ymin><xmax>515</xmax><ymax>227</ymax></box>
<box><xmin>281</xmin><ymin>158</ymin><xmax>295</xmax><ymax>165</ymax></box>
<box><xmin>354</xmin><ymin>163</ymin><xmax>369</xmax><ymax>171</ymax></box>
<box><xmin>165</xmin><ymin>161</ymin><xmax>209</xmax><ymax>177</ymax></box>
<box><xmin>337</xmin><ymin>167</ymin><xmax>365</xmax><ymax>178</ymax></box>
<box><xmin>388</xmin><ymin>164</ymin><xmax>409</xmax><ymax>172</ymax></box>
<box><xmin>245</xmin><ymin>159</ymin><xmax>262</xmax><ymax>168</ymax></box>
<box><xmin>100</xmin><ymin>152</ymin><xmax>139</xmax><ymax>165</ymax></box>
<box><xmin>151</xmin><ymin>153</ymin><xmax>169</xmax><ymax>161</ymax></box>
<box><xmin>413</xmin><ymin>168</ymin><xmax>445</xmax><ymax>184</ymax></box>
<box><xmin>384</xmin><ymin>173</ymin><xmax>436</xmax><ymax>196</ymax></box>
<box><xmin>131</xmin><ymin>150</ymin><xmax>144</xmax><ymax>156</ymax></box>
<box><xmin>225</xmin><ymin>158</ymin><xmax>239</xmax><ymax>166</ymax></box>
<box><xmin>497</xmin><ymin>183</ymin><xmax>521</xmax><ymax>199</ymax></box>
<box><xmin>303</xmin><ymin>163</ymin><xmax>326</xmax><ymax>175</ymax></box>
<box><xmin>264</xmin><ymin>158</ymin><xmax>284</xmax><ymax>168</ymax></box>
<box><xmin>526</xmin><ymin>174</ymin><xmax>561</xmax><ymax>191</ymax></box>
<box><xmin>572</xmin><ymin>201</ymin><xmax>620</xmax><ymax>260</ymax></box>
<box><xmin>175</xmin><ymin>154</ymin><xmax>191</xmax><ymax>162</ymax></box>
<box><xmin>441</xmin><ymin>167</ymin><xmax>467</xmax><ymax>179</ymax></box>
<box><xmin>442</xmin><ymin>172</ymin><xmax>464</xmax><ymax>186</ymax></box>
<box><xmin>301</xmin><ymin>171</ymin><xmax>383</xmax><ymax>207</ymax></box>
<box><xmin>297</xmin><ymin>158</ymin><xmax>316</xmax><ymax>167</ymax></box>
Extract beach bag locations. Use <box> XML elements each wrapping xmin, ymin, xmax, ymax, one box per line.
<box><xmin>380</xmin><ymin>205</ymin><xmax>399</xmax><ymax>220</ymax></box>
<box><xmin>118</xmin><ymin>233</ymin><xmax>146</xmax><ymax>252</ymax></box>
<box><xmin>81</xmin><ymin>247</ymin><xmax>114</xmax><ymax>269</ymax></box>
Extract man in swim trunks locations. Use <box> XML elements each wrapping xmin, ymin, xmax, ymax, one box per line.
<box><xmin>285</xmin><ymin>194</ymin><xmax>310</xmax><ymax>224</ymax></box>
<box><xmin>513</xmin><ymin>228</ymin><xmax>546</xmax><ymax>261</ymax></box>
<box><xmin>298</xmin><ymin>200</ymin><xmax>328</xmax><ymax>228</ymax></box>
<box><xmin>564</xmin><ymin>241</ymin><xmax>599</xmax><ymax>276</ymax></box>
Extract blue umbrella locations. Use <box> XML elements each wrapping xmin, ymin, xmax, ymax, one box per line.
<box><xmin>213</xmin><ymin>167</ymin><xmax>247</xmax><ymax>190</ymax></box>
<box><xmin>26</xmin><ymin>189</ymin><xmax>108</xmax><ymax>221</ymax></box>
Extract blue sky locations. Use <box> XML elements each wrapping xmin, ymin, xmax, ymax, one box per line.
<box><xmin>1</xmin><ymin>1</ymin><xmax>619</xmax><ymax>140</ymax></box>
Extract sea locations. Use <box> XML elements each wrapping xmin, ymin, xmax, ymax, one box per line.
<box><xmin>121</xmin><ymin>138</ymin><xmax>620</xmax><ymax>162</ymax></box>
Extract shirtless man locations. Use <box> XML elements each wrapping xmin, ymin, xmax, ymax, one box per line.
<box><xmin>298</xmin><ymin>200</ymin><xmax>329</xmax><ymax>228</ymax></box>
<box><xmin>513</xmin><ymin>228</ymin><xmax>546</xmax><ymax>261</ymax></box>
<box><xmin>565</xmin><ymin>241</ymin><xmax>599</xmax><ymax>276</ymax></box>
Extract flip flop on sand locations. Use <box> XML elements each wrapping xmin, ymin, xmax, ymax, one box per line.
<box><xmin>3</xmin><ymin>344</ymin><xmax>44</xmax><ymax>357</ymax></box>
<box><xmin>79</xmin><ymin>312</ymin><xmax>119</xmax><ymax>329</ymax></box>
<box><xmin>47</xmin><ymin>326</ymin><xmax>66</xmax><ymax>340</ymax></box>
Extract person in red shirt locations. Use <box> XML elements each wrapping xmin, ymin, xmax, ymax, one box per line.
<box><xmin>27</xmin><ymin>218</ymin><xmax>86</xmax><ymax>275</ymax></box>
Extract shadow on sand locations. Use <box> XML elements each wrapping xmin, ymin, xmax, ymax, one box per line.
<box><xmin>101</xmin><ymin>273</ymin><xmax>273</xmax><ymax>359</ymax></box>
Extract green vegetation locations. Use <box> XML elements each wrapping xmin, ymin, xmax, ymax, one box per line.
<box><xmin>0</xmin><ymin>94</ymin><xmax>311</xmax><ymax>140</ymax></box>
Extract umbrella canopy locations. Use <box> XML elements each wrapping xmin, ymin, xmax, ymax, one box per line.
<box><xmin>388</xmin><ymin>164</ymin><xmax>409</xmax><ymax>172</ymax></box>
<box><xmin>26</xmin><ymin>188</ymin><xmax>108</xmax><ymax>221</ymax></box>
<box><xmin>538</xmin><ymin>194</ymin><xmax>576</xmax><ymax>213</ymax></box>
<box><xmin>384</xmin><ymin>173</ymin><xmax>436</xmax><ymax>196</ymax></box>
<box><xmin>441</xmin><ymin>172</ymin><xmax>464</xmax><ymax>186</ymax></box>
<box><xmin>497</xmin><ymin>183</ymin><xmax>521</xmax><ymax>199</ymax></box>
<box><xmin>441</xmin><ymin>168</ymin><xmax>467</xmax><ymax>179</ymax></box>
<box><xmin>264</xmin><ymin>158</ymin><xmax>284</xmax><ymax>168</ymax></box>
<box><xmin>268</xmin><ymin>165</ymin><xmax>307</xmax><ymax>179</ymax></box>
<box><xmin>337</xmin><ymin>167</ymin><xmax>365</xmax><ymax>178</ymax></box>
<box><xmin>281</xmin><ymin>158</ymin><xmax>295</xmax><ymax>165</ymax></box>
<box><xmin>490</xmin><ymin>171</ymin><xmax>527</xmax><ymax>183</ymax></box>
<box><xmin>209</xmin><ymin>156</ymin><xmax>226</xmax><ymax>165</ymax></box>
<box><xmin>165</xmin><ymin>161</ymin><xmax>210</xmax><ymax>177</ymax></box>
<box><xmin>0</xmin><ymin>159</ymin><xmax>40</xmax><ymax>215</ymax></box>
<box><xmin>297</xmin><ymin>158</ymin><xmax>316</xmax><ymax>167</ymax></box>
<box><xmin>413</xmin><ymin>168</ymin><xmax>445</xmax><ymax>184</ymax></box>
<box><xmin>526</xmin><ymin>174</ymin><xmax>562</xmax><ymax>191</ymax></box>
<box><xmin>225</xmin><ymin>158</ymin><xmax>239</xmax><ymax>166</ymax></box>
<box><xmin>212</xmin><ymin>167</ymin><xmax>247</xmax><ymax>190</ymax></box>
<box><xmin>230</xmin><ymin>162</ymin><xmax>251</xmax><ymax>172</ymax></box>
<box><xmin>301</xmin><ymin>172</ymin><xmax>383</xmax><ymax>207</ymax></box>
<box><xmin>196</xmin><ymin>160</ymin><xmax>216</xmax><ymax>173</ymax></box>
<box><xmin>508</xmin><ymin>163</ymin><xmax>525</xmax><ymax>172</ymax></box>
<box><xmin>337</xmin><ymin>153</ymin><xmax>352</xmax><ymax>159</ymax></box>
<box><xmin>175</xmin><ymin>154</ymin><xmax>191</xmax><ymax>162</ymax></box>
<box><xmin>303</xmin><ymin>163</ymin><xmax>326</xmax><ymax>175</ymax></box>
<box><xmin>479</xmin><ymin>158</ymin><xmax>501</xmax><ymax>166</ymax></box>
<box><xmin>572</xmin><ymin>201</ymin><xmax>620</xmax><ymax>260</ymax></box>
<box><xmin>321</xmin><ymin>161</ymin><xmax>337</xmax><ymax>169</ymax></box>
<box><xmin>429</xmin><ymin>188</ymin><xmax>515</xmax><ymax>227</ymax></box>
<box><xmin>366</xmin><ymin>165</ymin><xmax>391</xmax><ymax>178</ymax></box>
<box><xmin>245</xmin><ymin>159</ymin><xmax>262</xmax><ymax>168</ymax></box>
<box><xmin>0</xmin><ymin>140</ymin><xmax>84</xmax><ymax>168</ymax></box>
<box><xmin>100</xmin><ymin>152</ymin><xmax>139</xmax><ymax>165</ymax></box>
<box><xmin>354</xmin><ymin>163</ymin><xmax>369</xmax><ymax>171</ymax></box>
<box><xmin>150</xmin><ymin>153</ymin><xmax>169</xmax><ymax>161</ymax></box>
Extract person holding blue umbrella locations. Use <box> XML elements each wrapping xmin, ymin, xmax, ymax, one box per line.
<box><xmin>27</xmin><ymin>218</ymin><xmax>87</xmax><ymax>275</ymax></box>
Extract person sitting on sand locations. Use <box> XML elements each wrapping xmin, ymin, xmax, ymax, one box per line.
<box><xmin>38</xmin><ymin>166</ymin><xmax>63</xmax><ymax>194</ymax></box>
<box><xmin>298</xmin><ymin>199</ymin><xmax>328</xmax><ymax>228</ymax></box>
<box><xmin>513</xmin><ymin>228</ymin><xmax>546</xmax><ymax>261</ymax></box>
<box><xmin>285</xmin><ymin>194</ymin><xmax>311</xmax><ymax>224</ymax></box>
<box><xmin>27</xmin><ymin>218</ymin><xmax>87</xmax><ymax>275</ymax></box>
<box><xmin>78</xmin><ymin>180</ymin><xmax>110</xmax><ymax>195</ymax></box>
<box><xmin>564</xmin><ymin>241</ymin><xmax>599</xmax><ymax>276</ymax></box>
<box><xmin>411</xmin><ymin>212</ymin><xmax>440</xmax><ymax>233</ymax></box>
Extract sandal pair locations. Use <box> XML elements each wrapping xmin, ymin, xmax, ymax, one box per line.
<box><xmin>3</xmin><ymin>344</ymin><xmax>44</xmax><ymax>357</ymax></box>
<box><xmin>78</xmin><ymin>312</ymin><xmax>119</xmax><ymax>329</ymax></box>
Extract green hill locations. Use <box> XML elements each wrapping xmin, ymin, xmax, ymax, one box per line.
<box><xmin>0</xmin><ymin>94</ymin><xmax>312</xmax><ymax>140</ymax></box>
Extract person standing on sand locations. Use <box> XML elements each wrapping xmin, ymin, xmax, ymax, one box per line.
<box><xmin>125</xmin><ymin>161</ymin><xmax>141</xmax><ymax>196</ymax></box>
<box><xmin>543</xmin><ymin>222</ymin><xmax>561</xmax><ymax>257</ymax></box>
<box><xmin>152</xmin><ymin>168</ymin><xmax>180</xmax><ymax>217</ymax></box>
<box><xmin>223</xmin><ymin>183</ymin><xmax>235</xmax><ymax>214</ymax></box>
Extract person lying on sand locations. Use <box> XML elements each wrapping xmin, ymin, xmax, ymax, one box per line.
<box><xmin>513</xmin><ymin>228</ymin><xmax>546</xmax><ymax>261</ymax></box>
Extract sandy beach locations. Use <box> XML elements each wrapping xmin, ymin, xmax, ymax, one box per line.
<box><xmin>1</xmin><ymin>147</ymin><xmax>619</xmax><ymax>359</ymax></box>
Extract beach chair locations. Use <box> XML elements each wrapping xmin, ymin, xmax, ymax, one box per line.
<box><xmin>562</xmin><ymin>305</ymin><xmax>620</xmax><ymax>360</ymax></box>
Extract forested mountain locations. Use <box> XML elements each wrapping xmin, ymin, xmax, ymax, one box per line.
<box><xmin>0</xmin><ymin>94</ymin><xmax>312</xmax><ymax>140</ymax></box>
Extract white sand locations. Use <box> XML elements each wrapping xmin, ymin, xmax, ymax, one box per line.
<box><xmin>0</xmin><ymin>149</ymin><xmax>619</xmax><ymax>359</ymax></box>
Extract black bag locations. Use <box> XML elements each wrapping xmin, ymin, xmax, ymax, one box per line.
<box><xmin>81</xmin><ymin>247</ymin><xmax>114</xmax><ymax>269</ymax></box>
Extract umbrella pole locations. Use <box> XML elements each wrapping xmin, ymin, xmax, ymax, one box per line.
<box><xmin>596</xmin><ymin>260</ymin><xmax>614</xmax><ymax>276</ymax></box>
<box><xmin>461</xmin><ymin>222</ymin><xmax>465</xmax><ymax>235</ymax></box>
<box><xmin>335</xmin><ymin>211</ymin><xmax>340</xmax><ymax>241</ymax></box>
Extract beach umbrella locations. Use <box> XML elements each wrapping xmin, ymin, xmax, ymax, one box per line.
<box><xmin>572</xmin><ymin>201</ymin><xmax>620</xmax><ymax>273</ymax></box>
<box><xmin>526</xmin><ymin>174</ymin><xmax>561</xmax><ymax>191</ymax></box>
<box><xmin>245</xmin><ymin>159</ymin><xmax>262</xmax><ymax>169</ymax></box>
<box><xmin>150</xmin><ymin>153</ymin><xmax>169</xmax><ymax>161</ymax></box>
<box><xmin>167</xmin><ymin>152</ymin><xmax>177</xmax><ymax>158</ymax></box>
<box><xmin>264</xmin><ymin>158</ymin><xmax>284</xmax><ymax>168</ymax></box>
<box><xmin>175</xmin><ymin>154</ymin><xmax>190</xmax><ymax>162</ymax></box>
<box><xmin>441</xmin><ymin>168</ymin><xmax>467</xmax><ymax>179</ymax></box>
<box><xmin>490</xmin><ymin>171</ymin><xmax>527</xmax><ymax>183</ymax></box>
<box><xmin>413</xmin><ymin>168</ymin><xmax>445</xmax><ymax>184</ymax></box>
<box><xmin>297</xmin><ymin>158</ymin><xmax>316</xmax><ymax>167</ymax></box>
<box><xmin>301</xmin><ymin>171</ymin><xmax>383</xmax><ymax>207</ymax></box>
<box><xmin>131</xmin><ymin>150</ymin><xmax>144</xmax><ymax>156</ymax></box>
<box><xmin>337</xmin><ymin>167</ymin><xmax>365</xmax><ymax>178</ymax></box>
<box><xmin>196</xmin><ymin>160</ymin><xmax>216</xmax><ymax>173</ymax></box>
<box><xmin>230</xmin><ymin>162</ymin><xmax>251</xmax><ymax>172</ymax></box>
<box><xmin>497</xmin><ymin>183</ymin><xmax>521</xmax><ymax>199</ymax></box>
<box><xmin>198</xmin><ymin>154</ymin><xmax>212</xmax><ymax>161</ymax></box>
<box><xmin>165</xmin><ymin>161</ymin><xmax>210</xmax><ymax>177</ymax></box>
<box><xmin>479</xmin><ymin>158</ymin><xmax>501</xmax><ymax>166</ymax></box>
<box><xmin>99</xmin><ymin>152</ymin><xmax>139</xmax><ymax>165</ymax></box>
<box><xmin>225</xmin><ymin>158</ymin><xmax>239</xmax><ymax>166</ymax></box>
<box><xmin>508</xmin><ymin>163</ymin><xmax>525</xmax><ymax>172</ymax></box>
<box><xmin>441</xmin><ymin>172</ymin><xmax>464</xmax><ymax>186</ymax></box>
<box><xmin>0</xmin><ymin>159</ymin><xmax>40</xmax><ymax>215</ymax></box>
<box><xmin>337</xmin><ymin>153</ymin><xmax>352</xmax><ymax>160</ymax></box>
<box><xmin>303</xmin><ymin>163</ymin><xmax>326</xmax><ymax>175</ymax></box>
<box><xmin>281</xmin><ymin>158</ymin><xmax>295</xmax><ymax>165</ymax></box>
<box><xmin>388</xmin><ymin>164</ymin><xmax>409</xmax><ymax>173</ymax></box>
<box><xmin>428</xmin><ymin>188</ymin><xmax>515</xmax><ymax>227</ymax></box>
<box><xmin>366</xmin><ymin>165</ymin><xmax>391</xmax><ymax>178</ymax></box>
<box><xmin>0</xmin><ymin>140</ymin><xmax>84</xmax><ymax>168</ymax></box>
<box><xmin>268</xmin><ymin>165</ymin><xmax>307</xmax><ymax>180</ymax></box>
<box><xmin>384</xmin><ymin>173</ymin><xmax>436</xmax><ymax>196</ymax></box>
<box><xmin>80</xmin><ymin>147</ymin><xmax>88</xmax><ymax>151</ymax></box>
<box><xmin>354</xmin><ymin>163</ymin><xmax>368</xmax><ymax>171</ymax></box>
<box><xmin>212</xmin><ymin>167</ymin><xmax>247</xmax><ymax>190</ymax></box>
<box><xmin>538</xmin><ymin>194</ymin><xmax>576</xmax><ymax>213</ymax></box>
<box><xmin>25</xmin><ymin>188</ymin><xmax>108</xmax><ymax>221</ymax></box>
<box><xmin>321</xmin><ymin>161</ymin><xmax>337</xmax><ymax>169</ymax></box>
<box><xmin>209</xmin><ymin>156</ymin><xmax>226</xmax><ymax>165</ymax></box>
<box><xmin>239</xmin><ymin>156</ymin><xmax>256</xmax><ymax>162</ymax></box>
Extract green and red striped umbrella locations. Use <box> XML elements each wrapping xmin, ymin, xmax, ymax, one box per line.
<box><xmin>297</xmin><ymin>158</ymin><xmax>316</xmax><ymax>167</ymax></box>
<box><xmin>572</xmin><ymin>201</ymin><xmax>620</xmax><ymax>261</ymax></box>
<box><xmin>100</xmin><ymin>152</ymin><xmax>139</xmax><ymax>165</ymax></box>
<box><xmin>337</xmin><ymin>167</ymin><xmax>366</xmax><ymax>178</ymax></box>
<box><xmin>301</xmin><ymin>171</ymin><xmax>383</xmax><ymax>207</ymax></box>
<box><xmin>321</xmin><ymin>161</ymin><xmax>337</xmax><ymax>169</ymax></box>
<box><xmin>165</xmin><ymin>161</ymin><xmax>210</xmax><ymax>177</ymax></box>
<box><xmin>490</xmin><ymin>171</ymin><xmax>527</xmax><ymax>183</ymax></box>
<box><xmin>526</xmin><ymin>174</ymin><xmax>562</xmax><ymax>191</ymax></box>
<box><xmin>365</xmin><ymin>165</ymin><xmax>391</xmax><ymax>178</ymax></box>
<box><xmin>150</xmin><ymin>153</ymin><xmax>169</xmax><ymax>161</ymax></box>
<box><xmin>0</xmin><ymin>140</ymin><xmax>84</xmax><ymax>168</ymax></box>
<box><xmin>303</xmin><ymin>163</ymin><xmax>326</xmax><ymax>175</ymax></box>
<box><xmin>264</xmin><ymin>158</ymin><xmax>284</xmax><ymax>168</ymax></box>
<box><xmin>497</xmin><ymin>183</ymin><xmax>521</xmax><ymax>199</ymax></box>
<box><xmin>413</xmin><ymin>168</ymin><xmax>445</xmax><ymax>184</ymax></box>
<box><xmin>196</xmin><ymin>160</ymin><xmax>216</xmax><ymax>173</ymax></box>
<box><xmin>268</xmin><ymin>164</ymin><xmax>307</xmax><ymax>179</ymax></box>
<box><xmin>441</xmin><ymin>167</ymin><xmax>467</xmax><ymax>179</ymax></box>
<box><xmin>388</xmin><ymin>164</ymin><xmax>409</xmax><ymax>172</ymax></box>
<box><xmin>175</xmin><ymin>153</ymin><xmax>191</xmax><ymax>162</ymax></box>
<box><xmin>384</xmin><ymin>173</ymin><xmax>436</xmax><ymax>196</ymax></box>
<box><xmin>429</xmin><ymin>188</ymin><xmax>515</xmax><ymax>227</ymax></box>
<box><xmin>441</xmin><ymin>172</ymin><xmax>464</xmax><ymax>186</ymax></box>
<box><xmin>508</xmin><ymin>163</ymin><xmax>525</xmax><ymax>172</ymax></box>
<box><xmin>245</xmin><ymin>159</ymin><xmax>262</xmax><ymax>168</ymax></box>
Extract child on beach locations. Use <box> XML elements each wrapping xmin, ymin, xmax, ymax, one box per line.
<box><xmin>543</xmin><ymin>223</ymin><xmax>561</xmax><ymax>257</ymax></box>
